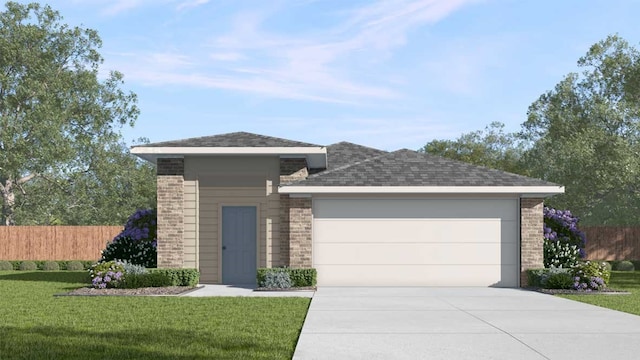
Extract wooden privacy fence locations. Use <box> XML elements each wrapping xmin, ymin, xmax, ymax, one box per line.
<box><xmin>584</xmin><ymin>226</ymin><xmax>640</xmax><ymax>260</ymax></box>
<box><xmin>0</xmin><ymin>226</ymin><xmax>123</xmax><ymax>261</ymax></box>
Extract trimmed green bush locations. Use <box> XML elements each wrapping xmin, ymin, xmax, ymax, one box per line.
<box><xmin>19</xmin><ymin>261</ymin><xmax>37</xmax><ymax>271</ymax></box>
<box><xmin>545</xmin><ymin>271</ymin><xmax>574</xmax><ymax>289</ymax></box>
<box><xmin>121</xmin><ymin>272</ymin><xmax>173</xmax><ymax>288</ymax></box>
<box><xmin>66</xmin><ymin>261</ymin><xmax>85</xmax><ymax>271</ymax></box>
<box><xmin>147</xmin><ymin>268</ymin><xmax>199</xmax><ymax>286</ymax></box>
<box><xmin>526</xmin><ymin>269</ymin><xmax>546</xmax><ymax>287</ymax></box>
<box><xmin>602</xmin><ymin>261</ymin><xmax>613</xmax><ymax>272</ymax></box>
<box><xmin>630</xmin><ymin>260</ymin><xmax>640</xmax><ymax>270</ymax></box>
<box><xmin>5</xmin><ymin>260</ymin><xmax>95</xmax><ymax>270</ymax></box>
<box><xmin>615</xmin><ymin>260</ymin><xmax>635</xmax><ymax>272</ymax></box>
<box><xmin>257</xmin><ymin>268</ymin><xmax>317</xmax><ymax>287</ymax></box>
<box><xmin>42</xmin><ymin>261</ymin><xmax>60</xmax><ymax>271</ymax></box>
<box><xmin>0</xmin><ymin>260</ymin><xmax>14</xmax><ymax>270</ymax></box>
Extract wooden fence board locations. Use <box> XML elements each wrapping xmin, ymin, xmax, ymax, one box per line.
<box><xmin>0</xmin><ymin>226</ymin><xmax>122</xmax><ymax>261</ymax></box>
<box><xmin>583</xmin><ymin>226</ymin><xmax>640</xmax><ymax>260</ymax></box>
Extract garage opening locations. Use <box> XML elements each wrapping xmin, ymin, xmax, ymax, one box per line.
<box><xmin>313</xmin><ymin>198</ymin><xmax>519</xmax><ymax>287</ymax></box>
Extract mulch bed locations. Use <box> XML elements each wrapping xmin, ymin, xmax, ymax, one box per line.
<box><xmin>527</xmin><ymin>287</ymin><xmax>630</xmax><ymax>295</ymax></box>
<box><xmin>254</xmin><ymin>286</ymin><xmax>316</xmax><ymax>291</ymax></box>
<box><xmin>57</xmin><ymin>286</ymin><xmax>201</xmax><ymax>297</ymax></box>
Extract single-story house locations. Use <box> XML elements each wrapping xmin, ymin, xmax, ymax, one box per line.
<box><xmin>131</xmin><ymin>132</ymin><xmax>563</xmax><ymax>287</ymax></box>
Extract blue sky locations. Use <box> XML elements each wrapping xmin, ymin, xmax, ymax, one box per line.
<box><xmin>35</xmin><ymin>0</ymin><xmax>640</xmax><ymax>150</ymax></box>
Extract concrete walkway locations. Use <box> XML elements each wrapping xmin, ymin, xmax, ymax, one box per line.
<box><xmin>293</xmin><ymin>287</ymin><xmax>640</xmax><ymax>360</ymax></box>
<box><xmin>181</xmin><ymin>284</ymin><xmax>315</xmax><ymax>297</ymax></box>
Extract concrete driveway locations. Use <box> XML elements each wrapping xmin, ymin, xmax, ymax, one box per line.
<box><xmin>293</xmin><ymin>287</ymin><xmax>640</xmax><ymax>360</ymax></box>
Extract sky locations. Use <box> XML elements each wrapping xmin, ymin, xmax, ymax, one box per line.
<box><xmin>23</xmin><ymin>0</ymin><xmax>640</xmax><ymax>151</ymax></box>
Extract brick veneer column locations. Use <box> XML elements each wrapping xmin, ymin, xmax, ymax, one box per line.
<box><xmin>157</xmin><ymin>158</ymin><xmax>184</xmax><ymax>268</ymax></box>
<box><xmin>520</xmin><ymin>198</ymin><xmax>544</xmax><ymax>286</ymax></box>
<box><xmin>279</xmin><ymin>194</ymin><xmax>291</xmax><ymax>266</ymax></box>
<box><xmin>279</xmin><ymin>158</ymin><xmax>310</xmax><ymax>267</ymax></box>
<box><xmin>288</xmin><ymin>197</ymin><xmax>312</xmax><ymax>267</ymax></box>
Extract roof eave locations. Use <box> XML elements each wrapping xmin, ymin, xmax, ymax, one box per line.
<box><xmin>130</xmin><ymin>146</ymin><xmax>327</xmax><ymax>168</ymax></box>
<box><xmin>278</xmin><ymin>185</ymin><xmax>565</xmax><ymax>197</ymax></box>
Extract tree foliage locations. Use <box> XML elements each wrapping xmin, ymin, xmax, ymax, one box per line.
<box><xmin>0</xmin><ymin>2</ymin><xmax>153</xmax><ymax>225</ymax></box>
<box><xmin>421</xmin><ymin>35</ymin><xmax>640</xmax><ymax>225</ymax></box>
<box><xmin>522</xmin><ymin>35</ymin><xmax>640</xmax><ymax>225</ymax></box>
<box><xmin>420</xmin><ymin>122</ymin><xmax>527</xmax><ymax>175</ymax></box>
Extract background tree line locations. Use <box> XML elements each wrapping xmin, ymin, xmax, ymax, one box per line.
<box><xmin>421</xmin><ymin>35</ymin><xmax>640</xmax><ymax>226</ymax></box>
<box><xmin>0</xmin><ymin>2</ymin><xmax>155</xmax><ymax>226</ymax></box>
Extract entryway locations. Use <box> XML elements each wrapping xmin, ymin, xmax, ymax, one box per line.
<box><xmin>221</xmin><ymin>206</ymin><xmax>257</xmax><ymax>285</ymax></box>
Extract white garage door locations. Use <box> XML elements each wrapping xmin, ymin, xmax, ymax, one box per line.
<box><xmin>313</xmin><ymin>198</ymin><xmax>519</xmax><ymax>287</ymax></box>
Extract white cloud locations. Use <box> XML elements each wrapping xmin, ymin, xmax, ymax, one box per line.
<box><xmin>176</xmin><ymin>0</ymin><xmax>210</xmax><ymax>11</ymax></box>
<box><xmin>106</xmin><ymin>0</ymin><xmax>480</xmax><ymax>103</ymax></box>
<box><xmin>209</xmin><ymin>52</ymin><xmax>246</xmax><ymax>61</ymax></box>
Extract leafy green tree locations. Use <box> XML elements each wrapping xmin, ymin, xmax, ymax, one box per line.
<box><xmin>420</xmin><ymin>122</ymin><xmax>527</xmax><ymax>175</ymax></box>
<box><xmin>0</xmin><ymin>2</ymin><xmax>139</xmax><ymax>225</ymax></box>
<box><xmin>521</xmin><ymin>35</ymin><xmax>640</xmax><ymax>225</ymax></box>
<box><xmin>13</xmin><ymin>139</ymin><xmax>156</xmax><ymax>225</ymax></box>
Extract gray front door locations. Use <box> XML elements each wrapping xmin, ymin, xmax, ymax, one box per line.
<box><xmin>221</xmin><ymin>206</ymin><xmax>257</xmax><ymax>285</ymax></box>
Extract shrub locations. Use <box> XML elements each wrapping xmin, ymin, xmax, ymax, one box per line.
<box><xmin>543</xmin><ymin>240</ymin><xmax>580</xmax><ymax>269</ymax></box>
<box><xmin>543</xmin><ymin>207</ymin><xmax>586</xmax><ymax>268</ymax></box>
<box><xmin>615</xmin><ymin>260</ymin><xmax>635</xmax><ymax>272</ymax></box>
<box><xmin>631</xmin><ymin>260</ymin><xmax>640</xmax><ymax>270</ymax></box>
<box><xmin>42</xmin><ymin>261</ymin><xmax>60</xmax><ymax>271</ymax></box>
<box><xmin>121</xmin><ymin>272</ymin><xmax>173</xmax><ymax>288</ymax></box>
<box><xmin>601</xmin><ymin>261</ymin><xmax>613</xmax><ymax>272</ymax></box>
<box><xmin>19</xmin><ymin>261</ymin><xmax>37</xmax><ymax>271</ymax></box>
<box><xmin>545</xmin><ymin>270</ymin><xmax>574</xmax><ymax>289</ymax></box>
<box><xmin>90</xmin><ymin>261</ymin><xmax>125</xmax><ymax>289</ymax></box>
<box><xmin>526</xmin><ymin>269</ymin><xmax>546</xmax><ymax>287</ymax></box>
<box><xmin>260</xmin><ymin>269</ymin><xmax>292</xmax><ymax>289</ymax></box>
<box><xmin>147</xmin><ymin>269</ymin><xmax>199</xmax><ymax>286</ymax></box>
<box><xmin>257</xmin><ymin>268</ymin><xmax>317</xmax><ymax>287</ymax></box>
<box><xmin>100</xmin><ymin>209</ymin><xmax>157</xmax><ymax>268</ymax></box>
<box><xmin>121</xmin><ymin>261</ymin><xmax>147</xmax><ymax>275</ymax></box>
<box><xmin>0</xmin><ymin>260</ymin><xmax>13</xmax><ymax>270</ymax></box>
<box><xmin>572</xmin><ymin>261</ymin><xmax>609</xmax><ymax>291</ymax></box>
<box><xmin>66</xmin><ymin>261</ymin><xmax>85</xmax><ymax>271</ymax></box>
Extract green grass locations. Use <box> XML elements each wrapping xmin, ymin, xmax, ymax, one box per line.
<box><xmin>559</xmin><ymin>271</ymin><xmax>640</xmax><ymax>315</ymax></box>
<box><xmin>0</xmin><ymin>271</ymin><xmax>310</xmax><ymax>360</ymax></box>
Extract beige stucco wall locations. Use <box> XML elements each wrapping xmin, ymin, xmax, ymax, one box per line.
<box><xmin>183</xmin><ymin>156</ymin><xmax>281</xmax><ymax>284</ymax></box>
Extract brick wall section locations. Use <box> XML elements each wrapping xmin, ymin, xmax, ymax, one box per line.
<box><xmin>157</xmin><ymin>158</ymin><xmax>184</xmax><ymax>268</ymax></box>
<box><xmin>279</xmin><ymin>158</ymin><xmax>311</xmax><ymax>267</ymax></box>
<box><xmin>520</xmin><ymin>198</ymin><xmax>544</xmax><ymax>287</ymax></box>
<box><xmin>279</xmin><ymin>194</ymin><xmax>291</xmax><ymax>266</ymax></box>
<box><xmin>288</xmin><ymin>197</ymin><xmax>312</xmax><ymax>267</ymax></box>
<box><xmin>279</xmin><ymin>158</ymin><xmax>309</xmax><ymax>184</ymax></box>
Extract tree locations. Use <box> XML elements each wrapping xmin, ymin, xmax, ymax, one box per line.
<box><xmin>13</xmin><ymin>139</ymin><xmax>156</xmax><ymax>225</ymax></box>
<box><xmin>522</xmin><ymin>35</ymin><xmax>640</xmax><ymax>225</ymax></box>
<box><xmin>420</xmin><ymin>122</ymin><xmax>527</xmax><ymax>175</ymax></box>
<box><xmin>0</xmin><ymin>2</ymin><xmax>139</xmax><ymax>225</ymax></box>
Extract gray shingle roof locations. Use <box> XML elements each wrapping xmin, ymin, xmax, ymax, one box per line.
<box><xmin>324</xmin><ymin>142</ymin><xmax>388</xmax><ymax>170</ymax></box>
<box><xmin>289</xmin><ymin>149</ymin><xmax>559</xmax><ymax>187</ymax></box>
<box><xmin>139</xmin><ymin>131</ymin><xmax>322</xmax><ymax>148</ymax></box>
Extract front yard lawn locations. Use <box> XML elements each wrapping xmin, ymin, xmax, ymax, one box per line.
<box><xmin>559</xmin><ymin>271</ymin><xmax>640</xmax><ymax>316</ymax></box>
<box><xmin>0</xmin><ymin>271</ymin><xmax>310</xmax><ymax>360</ymax></box>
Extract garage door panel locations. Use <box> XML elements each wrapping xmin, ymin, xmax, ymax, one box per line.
<box><xmin>315</xmin><ymin>243</ymin><xmax>518</xmax><ymax>265</ymax></box>
<box><xmin>314</xmin><ymin>219</ymin><xmax>517</xmax><ymax>244</ymax></box>
<box><xmin>314</xmin><ymin>199</ymin><xmax>517</xmax><ymax>221</ymax></box>
<box><xmin>316</xmin><ymin>265</ymin><xmax>519</xmax><ymax>287</ymax></box>
<box><xmin>312</xmin><ymin>198</ymin><xmax>519</xmax><ymax>287</ymax></box>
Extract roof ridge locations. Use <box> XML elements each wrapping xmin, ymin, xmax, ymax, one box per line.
<box><xmin>284</xmin><ymin>149</ymin><xmax>400</xmax><ymax>185</ymax></box>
